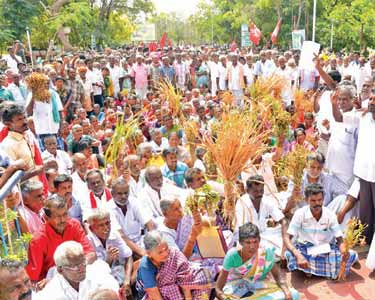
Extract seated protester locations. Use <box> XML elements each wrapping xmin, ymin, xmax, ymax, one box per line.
<box><xmin>67</xmin><ymin>124</ymin><xmax>100</xmax><ymax>155</ymax></box>
<box><xmin>193</xmin><ymin>147</ymin><xmax>207</xmax><ymax>173</ymax></box>
<box><xmin>139</xmin><ymin>166</ymin><xmax>187</xmax><ymax>220</ymax></box>
<box><xmin>137</xmin><ymin>142</ymin><xmax>157</xmax><ymax>168</ymax></box>
<box><xmin>42</xmin><ymin>135</ymin><xmax>72</xmax><ymax>174</ymax></box>
<box><xmin>0</xmin><ymin>259</ymin><xmax>33</xmax><ymax>300</ymax></box>
<box><xmin>35</xmin><ymin>241</ymin><xmax>119</xmax><ymax>300</ymax></box>
<box><xmin>289</xmin><ymin>128</ymin><xmax>315</xmax><ymax>152</ymax></box>
<box><xmin>86</xmin><ymin>208</ymin><xmax>133</xmax><ymax>289</ymax></box>
<box><xmin>26</xmin><ymin>195</ymin><xmax>96</xmax><ymax>286</ymax></box>
<box><xmin>215</xmin><ymin>223</ymin><xmax>298</xmax><ymax>300</ymax></box>
<box><xmin>77</xmin><ymin>140</ymin><xmax>104</xmax><ymax>170</ymax></box>
<box><xmin>167</xmin><ymin>132</ymin><xmax>192</xmax><ymax>166</ymax></box>
<box><xmin>160</xmin><ymin>114</ymin><xmax>184</xmax><ymax>139</ymax></box>
<box><xmin>136</xmin><ymin>231</ymin><xmax>212</xmax><ymax>300</ymax></box>
<box><xmin>299</xmin><ymin>152</ymin><xmax>348</xmax><ymax>209</ymax></box>
<box><xmin>83</xmin><ymin>169</ymin><xmax>115</xmax><ymax>221</ymax></box>
<box><xmin>123</xmin><ymin>155</ymin><xmax>144</xmax><ymax>198</ymax></box>
<box><xmin>235</xmin><ymin>175</ymin><xmax>288</xmax><ymax>257</ymax></box>
<box><xmin>108</xmin><ymin>178</ymin><xmax>154</xmax><ymax>257</ymax></box>
<box><xmin>284</xmin><ymin>183</ymin><xmax>358</xmax><ymax>279</ymax></box>
<box><xmin>18</xmin><ymin>180</ymin><xmax>46</xmax><ymax>234</ymax></box>
<box><xmin>161</xmin><ymin>147</ymin><xmax>189</xmax><ymax>188</ymax></box>
<box><xmin>54</xmin><ymin>174</ymin><xmax>82</xmax><ymax>223</ymax></box>
<box><xmin>149</xmin><ymin>128</ymin><xmax>169</xmax><ymax>154</ymax></box>
<box><xmin>71</xmin><ymin>153</ymin><xmax>90</xmax><ymax>209</ymax></box>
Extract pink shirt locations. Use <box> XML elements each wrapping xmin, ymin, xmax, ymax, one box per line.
<box><xmin>131</xmin><ymin>63</ymin><xmax>149</xmax><ymax>89</ymax></box>
<box><xmin>18</xmin><ymin>205</ymin><xmax>44</xmax><ymax>234</ymax></box>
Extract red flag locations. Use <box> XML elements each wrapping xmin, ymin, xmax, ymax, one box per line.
<box><xmin>160</xmin><ymin>32</ymin><xmax>167</xmax><ymax>48</ymax></box>
<box><xmin>168</xmin><ymin>39</ymin><xmax>172</xmax><ymax>47</ymax></box>
<box><xmin>230</xmin><ymin>40</ymin><xmax>237</xmax><ymax>52</ymax></box>
<box><xmin>271</xmin><ymin>18</ymin><xmax>282</xmax><ymax>44</ymax></box>
<box><xmin>249</xmin><ymin>21</ymin><xmax>262</xmax><ymax>46</ymax></box>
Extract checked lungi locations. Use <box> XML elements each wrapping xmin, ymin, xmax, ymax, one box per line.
<box><xmin>285</xmin><ymin>242</ymin><xmax>358</xmax><ymax>279</ymax></box>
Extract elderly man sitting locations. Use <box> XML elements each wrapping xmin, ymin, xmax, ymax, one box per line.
<box><xmin>284</xmin><ymin>183</ymin><xmax>359</xmax><ymax>279</ymax></box>
<box><xmin>86</xmin><ymin>208</ymin><xmax>133</xmax><ymax>293</ymax></box>
<box><xmin>35</xmin><ymin>241</ymin><xmax>119</xmax><ymax>300</ymax></box>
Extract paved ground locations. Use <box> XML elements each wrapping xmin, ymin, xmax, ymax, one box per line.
<box><xmin>285</xmin><ymin>247</ymin><xmax>373</xmax><ymax>300</ymax></box>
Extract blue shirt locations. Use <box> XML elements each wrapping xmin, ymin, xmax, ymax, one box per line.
<box><xmin>137</xmin><ymin>256</ymin><xmax>158</xmax><ymax>289</ymax></box>
<box><xmin>159</xmin><ymin>65</ymin><xmax>175</xmax><ymax>83</ymax></box>
<box><xmin>161</xmin><ymin>161</ymin><xmax>188</xmax><ymax>188</ymax></box>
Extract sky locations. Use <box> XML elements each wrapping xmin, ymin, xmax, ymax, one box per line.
<box><xmin>153</xmin><ymin>0</ymin><xmax>207</xmax><ymax>17</ymax></box>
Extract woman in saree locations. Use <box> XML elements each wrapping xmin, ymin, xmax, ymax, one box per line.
<box><xmin>136</xmin><ymin>230</ymin><xmax>212</xmax><ymax>300</ymax></box>
<box><xmin>215</xmin><ymin>223</ymin><xmax>299</xmax><ymax>300</ymax></box>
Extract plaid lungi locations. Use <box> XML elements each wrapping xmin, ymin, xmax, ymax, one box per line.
<box><xmin>285</xmin><ymin>242</ymin><xmax>358</xmax><ymax>279</ymax></box>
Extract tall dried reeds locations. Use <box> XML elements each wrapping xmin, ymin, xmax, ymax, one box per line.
<box><xmin>156</xmin><ymin>79</ymin><xmax>182</xmax><ymax>118</ymax></box>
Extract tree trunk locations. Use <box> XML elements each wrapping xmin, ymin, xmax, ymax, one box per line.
<box><xmin>360</xmin><ymin>23</ymin><xmax>364</xmax><ymax>53</ymax></box>
<box><xmin>50</xmin><ymin>0</ymin><xmax>70</xmax><ymax>15</ymax></box>
<box><xmin>296</xmin><ymin>0</ymin><xmax>304</xmax><ymax>29</ymax></box>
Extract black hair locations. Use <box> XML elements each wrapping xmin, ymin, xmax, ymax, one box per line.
<box><xmin>238</xmin><ymin>222</ymin><xmax>260</xmax><ymax>243</ymax></box>
<box><xmin>307</xmin><ymin>152</ymin><xmax>325</xmax><ymax>165</ymax></box>
<box><xmin>293</xmin><ymin>127</ymin><xmax>306</xmax><ymax>139</ymax></box>
<box><xmin>162</xmin><ymin>147</ymin><xmax>178</xmax><ymax>158</ymax></box>
<box><xmin>328</xmin><ymin>70</ymin><xmax>342</xmax><ymax>83</ymax></box>
<box><xmin>304</xmin><ymin>183</ymin><xmax>325</xmax><ymax>199</ymax></box>
<box><xmin>1</xmin><ymin>103</ymin><xmax>24</xmax><ymax>123</ymax></box>
<box><xmin>246</xmin><ymin>175</ymin><xmax>264</xmax><ymax>190</ymax></box>
<box><xmin>53</xmin><ymin>174</ymin><xmax>73</xmax><ymax>189</ymax></box>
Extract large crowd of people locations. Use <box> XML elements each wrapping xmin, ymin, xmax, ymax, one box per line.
<box><xmin>0</xmin><ymin>41</ymin><xmax>375</xmax><ymax>300</ymax></box>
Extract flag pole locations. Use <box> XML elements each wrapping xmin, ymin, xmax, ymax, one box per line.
<box><xmin>312</xmin><ymin>0</ymin><xmax>317</xmax><ymax>42</ymax></box>
<box><xmin>26</xmin><ymin>27</ymin><xmax>34</xmax><ymax>68</ymax></box>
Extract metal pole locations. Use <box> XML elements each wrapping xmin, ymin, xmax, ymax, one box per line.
<box><xmin>26</xmin><ymin>27</ymin><xmax>34</xmax><ymax>68</ymax></box>
<box><xmin>312</xmin><ymin>0</ymin><xmax>317</xmax><ymax>42</ymax></box>
<box><xmin>330</xmin><ymin>21</ymin><xmax>334</xmax><ymax>49</ymax></box>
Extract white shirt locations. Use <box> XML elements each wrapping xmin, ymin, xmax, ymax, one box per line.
<box><xmin>343</xmin><ymin>112</ymin><xmax>375</xmax><ymax>182</ymax></box>
<box><xmin>325</xmin><ymin>109</ymin><xmax>357</xmax><ymax>186</ymax></box>
<box><xmin>86</xmin><ymin>68</ymin><xmax>104</xmax><ymax>95</ymax></box>
<box><xmin>35</xmin><ymin>260</ymin><xmax>119</xmax><ymax>300</ymax></box>
<box><xmin>235</xmin><ymin>193</ymin><xmax>284</xmax><ymax>232</ymax></box>
<box><xmin>72</xmin><ymin>171</ymin><xmax>90</xmax><ymax>210</ymax></box>
<box><xmin>4</xmin><ymin>54</ymin><xmax>22</xmax><ymax>73</ymax></box>
<box><xmin>87</xmin><ymin>229</ymin><xmax>132</xmax><ymax>283</ymax></box>
<box><xmin>150</xmin><ymin>138</ymin><xmax>169</xmax><ymax>153</ymax></box>
<box><xmin>228</xmin><ymin>64</ymin><xmax>241</xmax><ymax>90</ymax></box>
<box><xmin>254</xmin><ymin>60</ymin><xmax>276</xmax><ymax>78</ymax></box>
<box><xmin>107</xmin><ymin>196</ymin><xmax>152</xmax><ymax>245</ymax></box>
<box><xmin>26</xmin><ymin>91</ymin><xmax>63</xmax><ymax>135</ymax></box>
<box><xmin>7</xmin><ymin>83</ymin><xmax>27</xmax><ymax>106</ymax></box>
<box><xmin>244</xmin><ymin>64</ymin><xmax>254</xmax><ymax>87</ymax></box>
<box><xmin>218</xmin><ymin>62</ymin><xmax>227</xmax><ymax>90</ymax></box>
<box><xmin>42</xmin><ymin>149</ymin><xmax>72</xmax><ymax>175</ymax></box>
<box><xmin>108</xmin><ymin>65</ymin><xmax>122</xmax><ymax>95</ymax></box>
<box><xmin>288</xmin><ymin>206</ymin><xmax>342</xmax><ymax>245</ymax></box>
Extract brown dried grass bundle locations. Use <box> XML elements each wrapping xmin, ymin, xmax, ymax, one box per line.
<box><xmin>249</xmin><ymin>74</ymin><xmax>287</xmax><ymax>101</ymax></box>
<box><xmin>338</xmin><ymin>218</ymin><xmax>367</xmax><ymax>280</ymax></box>
<box><xmin>199</xmin><ymin>110</ymin><xmax>270</xmax><ymax>220</ymax></box>
<box><xmin>293</xmin><ymin>89</ymin><xmax>314</xmax><ymax>113</ymax></box>
<box><xmin>25</xmin><ymin>72</ymin><xmax>51</xmax><ymax>102</ymax></box>
<box><xmin>219</xmin><ymin>91</ymin><xmax>235</xmax><ymax>107</ymax></box>
<box><xmin>274</xmin><ymin>145</ymin><xmax>311</xmax><ymax>189</ymax></box>
<box><xmin>156</xmin><ymin>79</ymin><xmax>182</xmax><ymax>117</ymax></box>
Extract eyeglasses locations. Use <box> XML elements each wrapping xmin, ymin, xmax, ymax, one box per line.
<box><xmin>62</xmin><ymin>260</ymin><xmax>87</xmax><ymax>271</ymax></box>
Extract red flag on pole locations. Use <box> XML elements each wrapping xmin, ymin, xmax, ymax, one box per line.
<box><xmin>248</xmin><ymin>21</ymin><xmax>262</xmax><ymax>46</ymax></box>
<box><xmin>160</xmin><ymin>32</ymin><xmax>167</xmax><ymax>48</ymax></box>
<box><xmin>271</xmin><ymin>18</ymin><xmax>283</xmax><ymax>44</ymax></box>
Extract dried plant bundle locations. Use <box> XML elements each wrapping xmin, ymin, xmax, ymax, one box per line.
<box><xmin>25</xmin><ymin>73</ymin><xmax>51</xmax><ymax>102</ymax></box>
<box><xmin>185</xmin><ymin>184</ymin><xmax>220</xmax><ymax>218</ymax></box>
<box><xmin>248</xmin><ymin>74</ymin><xmax>287</xmax><ymax>102</ymax></box>
<box><xmin>156</xmin><ymin>79</ymin><xmax>182</xmax><ymax>117</ymax></box>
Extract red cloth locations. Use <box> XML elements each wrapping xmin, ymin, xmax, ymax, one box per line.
<box><xmin>230</xmin><ymin>40</ymin><xmax>237</xmax><ymax>52</ymax></box>
<box><xmin>89</xmin><ymin>188</ymin><xmax>112</xmax><ymax>209</ymax></box>
<box><xmin>249</xmin><ymin>21</ymin><xmax>262</xmax><ymax>46</ymax></box>
<box><xmin>26</xmin><ymin>218</ymin><xmax>94</xmax><ymax>281</ymax></box>
<box><xmin>271</xmin><ymin>18</ymin><xmax>282</xmax><ymax>44</ymax></box>
<box><xmin>0</xmin><ymin>126</ymin><xmax>8</xmax><ymax>142</ymax></box>
<box><xmin>160</xmin><ymin>32</ymin><xmax>167</xmax><ymax>48</ymax></box>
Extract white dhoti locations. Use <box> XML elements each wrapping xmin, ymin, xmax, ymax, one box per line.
<box><xmin>327</xmin><ymin>194</ymin><xmax>359</xmax><ymax>232</ymax></box>
<box><xmin>260</xmin><ymin>226</ymin><xmax>284</xmax><ymax>257</ymax></box>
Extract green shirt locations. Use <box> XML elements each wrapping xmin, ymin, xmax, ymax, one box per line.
<box><xmin>0</xmin><ymin>87</ymin><xmax>15</xmax><ymax>101</ymax></box>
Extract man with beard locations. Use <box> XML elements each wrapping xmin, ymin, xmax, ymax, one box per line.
<box><xmin>26</xmin><ymin>195</ymin><xmax>95</xmax><ymax>289</ymax></box>
<box><xmin>54</xmin><ymin>174</ymin><xmax>82</xmax><ymax>223</ymax></box>
<box><xmin>0</xmin><ymin>259</ymin><xmax>32</xmax><ymax>300</ymax></box>
<box><xmin>284</xmin><ymin>183</ymin><xmax>358</xmax><ymax>279</ymax></box>
<box><xmin>35</xmin><ymin>241</ymin><xmax>118</xmax><ymax>300</ymax></box>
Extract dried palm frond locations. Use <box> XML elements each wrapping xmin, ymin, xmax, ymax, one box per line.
<box><xmin>198</xmin><ymin>110</ymin><xmax>270</xmax><ymax>222</ymax></box>
<box><xmin>156</xmin><ymin>79</ymin><xmax>182</xmax><ymax>117</ymax></box>
<box><xmin>338</xmin><ymin>218</ymin><xmax>367</xmax><ymax>280</ymax></box>
<box><xmin>25</xmin><ymin>73</ymin><xmax>51</xmax><ymax>102</ymax></box>
<box><xmin>274</xmin><ymin>145</ymin><xmax>311</xmax><ymax>189</ymax></box>
<box><xmin>104</xmin><ymin>114</ymin><xmax>139</xmax><ymax>179</ymax></box>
